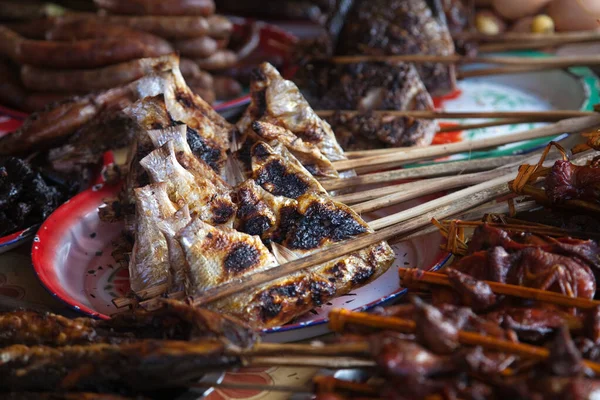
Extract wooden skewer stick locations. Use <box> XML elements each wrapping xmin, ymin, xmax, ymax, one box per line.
<box><xmin>325</xmin><ymin>54</ymin><xmax>600</xmax><ymax>68</ymax></box>
<box><xmin>458</xmin><ymin>65</ymin><xmax>570</xmax><ymax>79</ymax></box>
<box><xmin>438</xmin><ymin>220</ymin><xmax>600</xmax><ymax>240</ymax></box>
<box><xmin>353</xmin><ymin>169</ymin><xmax>507</xmax><ymax>214</ymax></box>
<box><xmin>316</xmin><ymin>110</ymin><xmax>594</xmax><ymax>120</ymax></box>
<box><xmin>321</xmin><ymin>155</ymin><xmax>523</xmax><ymax>190</ymax></box>
<box><xmin>332</xmin><ymin>115</ymin><xmax>600</xmax><ymax>171</ymax></box>
<box><xmin>454</xmin><ymin>30</ymin><xmax>600</xmax><ymax>43</ymax></box>
<box><xmin>437</xmin><ymin>118</ymin><xmax>537</xmax><ymax>132</ymax></box>
<box><xmin>238</xmin><ymin>342</ymin><xmax>370</xmax><ymax>357</ymax></box>
<box><xmin>191</xmin><ymin>176</ymin><xmax>513</xmax><ymax>307</ymax></box>
<box><xmin>399</xmin><ymin>269</ymin><xmax>600</xmax><ymax>310</ymax></box>
<box><xmin>247</xmin><ymin>356</ymin><xmax>376</xmax><ymax>369</ymax></box>
<box><xmin>328</xmin><ymin>309</ymin><xmax>600</xmax><ymax>374</ymax></box>
<box><xmin>189</xmin><ymin>381</ymin><xmax>313</xmax><ymax>395</ymax></box>
<box><xmin>335</xmin><ymin>176</ymin><xmax>448</xmax><ymax>205</ymax></box>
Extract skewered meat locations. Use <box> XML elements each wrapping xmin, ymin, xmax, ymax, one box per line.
<box><xmin>0</xmin><ymin>340</ymin><xmax>238</xmax><ymax>392</ymax></box>
<box><xmin>412</xmin><ymin>297</ymin><xmax>459</xmax><ymax>353</ymax></box>
<box><xmin>336</xmin><ymin>0</ymin><xmax>457</xmax><ymax>96</ymax></box>
<box><xmin>296</xmin><ymin>61</ymin><xmax>437</xmax><ymax>150</ymax></box>
<box><xmin>447</xmin><ymin>268</ymin><xmax>498</xmax><ymax>311</ymax></box>
<box><xmin>545</xmin><ymin>159</ymin><xmax>600</xmax><ymax>204</ymax></box>
<box><xmin>548</xmin><ymin>326</ymin><xmax>584</xmax><ymax>377</ymax></box>
<box><xmin>487</xmin><ymin>306</ymin><xmax>579</xmax><ymax>342</ymax></box>
<box><xmin>0</xmin><ymin>157</ymin><xmax>74</xmax><ymax>236</ymax></box>
<box><xmin>238</xmin><ymin>62</ymin><xmax>347</xmax><ymax>164</ymax></box>
<box><xmin>0</xmin><ymin>301</ymin><xmax>257</xmax><ymax>349</ymax></box>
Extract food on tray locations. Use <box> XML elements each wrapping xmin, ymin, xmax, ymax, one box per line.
<box><xmin>0</xmin><ymin>1</ymin><xmax>246</xmax><ymax>112</ymax></box>
<box><xmin>297</xmin><ymin>61</ymin><xmax>438</xmax><ymax>150</ymax></box>
<box><xmin>68</xmin><ymin>60</ymin><xmax>395</xmax><ymax>328</ymax></box>
<box><xmin>0</xmin><ymin>156</ymin><xmax>79</xmax><ymax>237</ymax></box>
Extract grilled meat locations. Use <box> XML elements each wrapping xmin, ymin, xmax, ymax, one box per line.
<box><xmin>545</xmin><ymin>159</ymin><xmax>600</xmax><ymax>204</ymax></box>
<box><xmin>0</xmin><ymin>302</ymin><xmax>257</xmax><ymax>349</ymax></box>
<box><xmin>238</xmin><ymin>62</ymin><xmax>347</xmax><ymax>164</ymax></box>
<box><xmin>296</xmin><ymin>61</ymin><xmax>437</xmax><ymax>150</ymax></box>
<box><xmin>0</xmin><ymin>156</ymin><xmax>76</xmax><ymax>236</ymax></box>
<box><xmin>0</xmin><ymin>340</ymin><xmax>238</xmax><ymax>393</ymax></box>
<box><xmin>336</xmin><ymin>0</ymin><xmax>456</xmax><ymax>96</ymax></box>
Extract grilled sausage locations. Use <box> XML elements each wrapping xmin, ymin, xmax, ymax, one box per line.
<box><xmin>94</xmin><ymin>0</ymin><xmax>215</xmax><ymax>16</ymax></box>
<box><xmin>172</xmin><ymin>36</ymin><xmax>218</xmax><ymax>58</ymax></box>
<box><xmin>99</xmin><ymin>14</ymin><xmax>233</xmax><ymax>39</ymax></box>
<box><xmin>212</xmin><ymin>76</ymin><xmax>242</xmax><ymax>101</ymax></box>
<box><xmin>20</xmin><ymin>54</ymin><xmax>179</xmax><ymax>92</ymax></box>
<box><xmin>0</xmin><ymin>26</ymin><xmax>161</xmax><ymax>69</ymax></box>
<box><xmin>195</xmin><ymin>50</ymin><xmax>237</xmax><ymax>71</ymax></box>
<box><xmin>46</xmin><ymin>19</ymin><xmax>173</xmax><ymax>55</ymax></box>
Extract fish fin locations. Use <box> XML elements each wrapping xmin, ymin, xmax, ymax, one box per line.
<box><xmin>271</xmin><ymin>242</ymin><xmax>300</xmax><ymax>264</ymax></box>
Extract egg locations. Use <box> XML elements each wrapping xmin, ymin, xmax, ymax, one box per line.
<box><xmin>492</xmin><ymin>0</ymin><xmax>552</xmax><ymax>20</ymax></box>
<box><xmin>547</xmin><ymin>0</ymin><xmax>600</xmax><ymax>31</ymax></box>
<box><xmin>475</xmin><ymin>10</ymin><xmax>506</xmax><ymax>35</ymax></box>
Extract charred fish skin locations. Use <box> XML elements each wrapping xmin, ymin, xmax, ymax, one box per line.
<box><xmin>237</xmin><ymin>62</ymin><xmax>347</xmax><ymax>163</ymax></box>
<box><xmin>250</xmin><ymin>141</ymin><xmax>328</xmax><ymax>199</ymax></box>
<box><xmin>176</xmin><ymin>216</ymin><xmax>278</xmax><ymax>294</ymax></box>
<box><xmin>250</xmin><ymin>121</ymin><xmax>339</xmax><ymax>179</ymax></box>
<box><xmin>133</xmin><ymin>68</ymin><xmax>231</xmax><ymax>173</ymax></box>
<box><xmin>140</xmin><ymin>140</ymin><xmax>236</xmax><ymax>227</ymax></box>
<box><xmin>129</xmin><ymin>182</ymin><xmax>178</xmax><ymax>293</ymax></box>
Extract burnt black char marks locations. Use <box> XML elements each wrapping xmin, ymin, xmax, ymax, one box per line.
<box><xmin>255</xmin><ymin>159</ymin><xmax>310</xmax><ymax>199</ymax></box>
<box><xmin>186</xmin><ymin>126</ymin><xmax>222</xmax><ymax>173</ymax></box>
<box><xmin>285</xmin><ymin>201</ymin><xmax>368</xmax><ymax>250</ymax></box>
<box><xmin>224</xmin><ymin>243</ymin><xmax>260</xmax><ymax>276</ymax></box>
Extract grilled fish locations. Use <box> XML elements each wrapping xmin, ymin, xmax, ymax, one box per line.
<box><xmin>156</xmin><ymin>205</ymin><xmax>191</xmax><ymax>292</ymax></box>
<box><xmin>237</xmin><ymin>62</ymin><xmax>347</xmax><ymax>163</ymax></box>
<box><xmin>133</xmin><ymin>67</ymin><xmax>231</xmax><ymax>173</ymax></box>
<box><xmin>250</xmin><ymin>121</ymin><xmax>339</xmax><ymax>179</ymax></box>
<box><xmin>234</xmin><ymin>179</ymin><xmax>299</xmax><ymax>245</ymax></box>
<box><xmin>250</xmin><ymin>141</ymin><xmax>327</xmax><ymax>199</ymax></box>
<box><xmin>140</xmin><ymin>140</ymin><xmax>236</xmax><ymax>227</ymax></box>
<box><xmin>129</xmin><ymin>182</ymin><xmax>178</xmax><ymax>293</ymax></box>
<box><xmin>177</xmin><ymin>216</ymin><xmax>278</xmax><ymax>295</ymax></box>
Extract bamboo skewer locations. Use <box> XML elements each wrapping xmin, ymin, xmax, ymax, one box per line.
<box><xmin>324</xmin><ymin>54</ymin><xmax>600</xmax><ymax>69</ymax></box>
<box><xmin>321</xmin><ymin>156</ymin><xmax>523</xmax><ymax>190</ymax></box>
<box><xmin>332</xmin><ymin>115</ymin><xmax>600</xmax><ymax>171</ymax></box>
<box><xmin>239</xmin><ymin>342</ymin><xmax>370</xmax><ymax>357</ymax></box>
<box><xmin>458</xmin><ymin>65</ymin><xmax>573</xmax><ymax>79</ymax></box>
<box><xmin>335</xmin><ymin>176</ymin><xmax>447</xmax><ymax>205</ymax></box>
<box><xmin>437</xmin><ymin>118</ymin><xmax>537</xmax><ymax>133</ymax></box>
<box><xmin>353</xmin><ymin>169</ymin><xmax>508</xmax><ymax>214</ymax></box>
<box><xmin>191</xmin><ymin>176</ymin><xmax>513</xmax><ymax>307</ymax></box>
<box><xmin>438</xmin><ymin>220</ymin><xmax>600</xmax><ymax>240</ymax></box>
<box><xmin>454</xmin><ymin>30</ymin><xmax>600</xmax><ymax>43</ymax></box>
<box><xmin>328</xmin><ymin>309</ymin><xmax>600</xmax><ymax>374</ymax></box>
<box><xmin>316</xmin><ymin>110</ymin><xmax>594</xmax><ymax>120</ymax></box>
<box><xmin>399</xmin><ymin>269</ymin><xmax>600</xmax><ymax>310</ymax></box>
<box><xmin>247</xmin><ymin>356</ymin><xmax>376</xmax><ymax>369</ymax></box>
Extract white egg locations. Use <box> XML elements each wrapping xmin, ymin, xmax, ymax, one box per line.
<box><xmin>492</xmin><ymin>0</ymin><xmax>552</xmax><ymax>20</ymax></box>
<box><xmin>548</xmin><ymin>0</ymin><xmax>600</xmax><ymax>31</ymax></box>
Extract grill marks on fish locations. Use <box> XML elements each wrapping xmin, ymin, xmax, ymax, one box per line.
<box><xmin>236</xmin><ymin>62</ymin><xmax>348</xmax><ymax>177</ymax></box>
<box><xmin>251</xmin><ymin>141</ymin><xmax>327</xmax><ymax>199</ymax></box>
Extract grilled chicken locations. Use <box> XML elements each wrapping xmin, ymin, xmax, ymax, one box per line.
<box><xmin>237</xmin><ymin>62</ymin><xmax>347</xmax><ymax>164</ymax></box>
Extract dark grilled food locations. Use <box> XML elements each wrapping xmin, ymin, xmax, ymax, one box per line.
<box><xmin>0</xmin><ymin>156</ymin><xmax>77</xmax><ymax>236</ymax></box>
<box><xmin>335</xmin><ymin>0</ymin><xmax>457</xmax><ymax>96</ymax></box>
<box><xmin>297</xmin><ymin>61</ymin><xmax>437</xmax><ymax>150</ymax></box>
